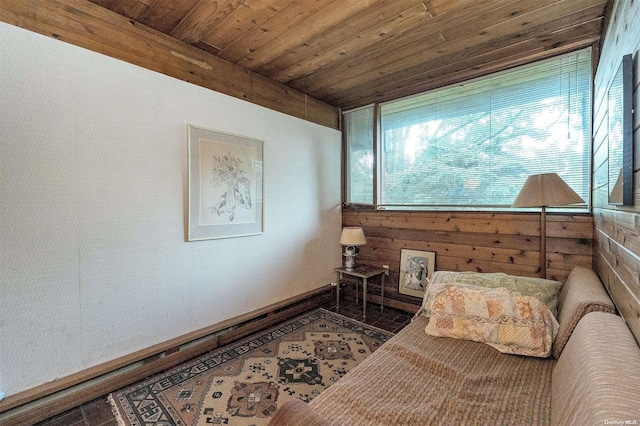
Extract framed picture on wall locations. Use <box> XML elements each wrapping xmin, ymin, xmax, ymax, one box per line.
<box><xmin>187</xmin><ymin>125</ymin><xmax>264</xmax><ymax>241</ymax></box>
<box><xmin>398</xmin><ymin>249</ymin><xmax>436</xmax><ymax>298</ymax></box>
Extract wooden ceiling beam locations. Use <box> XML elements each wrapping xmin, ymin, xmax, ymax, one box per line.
<box><xmin>0</xmin><ymin>0</ymin><xmax>340</xmax><ymax>128</ymax></box>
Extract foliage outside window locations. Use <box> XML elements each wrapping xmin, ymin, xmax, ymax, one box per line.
<box><xmin>344</xmin><ymin>49</ymin><xmax>592</xmax><ymax>211</ymax></box>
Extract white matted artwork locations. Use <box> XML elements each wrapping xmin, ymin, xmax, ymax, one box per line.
<box><xmin>398</xmin><ymin>249</ymin><xmax>436</xmax><ymax>297</ymax></box>
<box><xmin>188</xmin><ymin>125</ymin><xmax>264</xmax><ymax>241</ymax></box>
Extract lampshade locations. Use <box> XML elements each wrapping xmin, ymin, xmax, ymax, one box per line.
<box><xmin>340</xmin><ymin>227</ymin><xmax>367</xmax><ymax>246</ymax></box>
<box><xmin>512</xmin><ymin>173</ymin><xmax>584</xmax><ymax>208</ymax></box>
<box><xmin>609</xmin><ymin>168</ymin><xmax>623</xmax><ymax>204</ymax></box>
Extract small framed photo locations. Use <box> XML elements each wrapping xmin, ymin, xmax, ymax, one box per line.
<box><xmin>398</xmin><ymin>249</ymin><xmax>436</xmax><ymax>298</ymax></box>
<box><xmin>187</xmin><ymin>125</ymin><xmax>264</xmax><ymax>241</ymax></box>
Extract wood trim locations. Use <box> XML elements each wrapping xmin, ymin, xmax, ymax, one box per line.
<box><xmin>0</xmin><ymin>0</ymin><xmax>340</xmax><ymax>129</ymax></box>
<box><xmin>0</xmin><ymin>287</ymin><xmax>332</xmax><ymax>424</ymax></box>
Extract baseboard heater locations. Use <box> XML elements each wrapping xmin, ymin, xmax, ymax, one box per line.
<box><xmin>0</xmin><ymin>287</ymin><xmax>332</xmax><ymax>426</ymax></box>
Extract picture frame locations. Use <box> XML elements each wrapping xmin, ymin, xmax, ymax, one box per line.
<box><xmin>398</xmin><ymin>249</ymin><xmax>436</xmax><ymax>298</ymax></box>
<box><xmin>187</xmin><ymin>125</ymin><xmax>264</xmax><ymax>241</ymax></box>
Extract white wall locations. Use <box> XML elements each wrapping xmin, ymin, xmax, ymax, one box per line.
<box><xmin>0</xmin><ymin>23</ymin><xmax>342</xmax><ymax>396</ymax></box>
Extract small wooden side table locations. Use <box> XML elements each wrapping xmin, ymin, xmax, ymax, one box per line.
<box><xmin>335</xmin><ymin>266</ymin><xmax>387</xmax><ymax>320</ymax></box>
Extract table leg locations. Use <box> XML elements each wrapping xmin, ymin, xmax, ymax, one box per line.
<box><xmin>355</xmin><ymin>279</ymin><xmax>359</xmax><ymax>305</ymax></box>
<box><xmin>362</xmin><ymin>277</ymin><xmax>367</xmax><ymax>321</ymax></box>
<box><xmin>336</xmin><ymin>271</ymin><xmax>341</xmax><ymax>313</ymax></box>
<box><xmin>381</xmin><ymin>273</ymin><xmax>385</xmax><ymax>312</ymax></box>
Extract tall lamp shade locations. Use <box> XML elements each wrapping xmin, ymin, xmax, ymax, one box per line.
<box><xmin>512</xmin><ymin>173</ymin><xmax>584</xmax><ymax>277</ymax></box>
<box><xmin>340</xmin><ymin>227</ymin><xmax>367</xmax><ymax>270</ymax></box>
<box><xmin>609</xmin><ymin>168</ymin><xmax>624</xmax><ymax>204</ymax></box>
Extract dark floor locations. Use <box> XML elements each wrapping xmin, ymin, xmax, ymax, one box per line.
<box><xmin>35</xmin><ymin>297</ymin><xmax>413</xmax><ymax>426</ymax></box>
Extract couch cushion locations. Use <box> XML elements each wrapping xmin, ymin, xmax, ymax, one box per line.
<box><xmin>424</xmin><ymin>283</ymin><xmax>559</xmax><ymax>357</ymax></box>
<box><xmin>308</xmin><ymin>316</ymin><xmax>555</xmax><ymax>425</ymax></box>
<box><xmin>552</xmin><ymin>266</ymin><xmax>615</xmax><ymax>358</ymax></box>
<box><xmin>552</xmin><ymin>312</ymin><xmax>640</xmax><ymax>425</ymax></box>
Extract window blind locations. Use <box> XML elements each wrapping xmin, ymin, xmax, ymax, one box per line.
<box><xmin>344</xmin><ymin>105</ymin><xmax>375</xmax><ymax>204</ymax></box>
<box><xmin>378</xmin><ymin>48</ymin><xmax>591</xmax><ymax>209</ymax></box>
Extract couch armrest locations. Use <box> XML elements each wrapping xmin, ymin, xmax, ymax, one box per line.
<box><xmin>552</xmin><ymin>266</ymin><xmax>615</xmax><ymax>358</ymax></box>
<box><xmin>552</xmin><ymin>312</ymin><xmax>640</xmax><ymax>425</ymax></box>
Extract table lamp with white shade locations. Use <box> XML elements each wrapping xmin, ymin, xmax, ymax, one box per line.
<box><xmin>340</xmin><ymin>227</ymin><xmax>367</xmax><ymax>270</ymax></box>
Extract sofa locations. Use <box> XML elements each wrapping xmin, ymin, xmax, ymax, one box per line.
<box><xmin>269</xmin><ymin>267</ymin><xmax>640</xmax><ymax>425</ymax></box>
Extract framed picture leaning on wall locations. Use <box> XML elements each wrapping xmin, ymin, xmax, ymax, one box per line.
<box><xmin>398</xmin><ymin>249</ymin><xmax>436</xmax><ymax>298</ymax></box>
<box><xmin>187</xmin><ymin>125</ymin><xmax>264</xmax><ymax>241</ymax></box>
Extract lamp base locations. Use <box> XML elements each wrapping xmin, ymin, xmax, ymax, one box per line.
<box><xmin>344</xmin><ymin>256</ymin><xmax>355</xmax><ymax>270</ymax></box>
<box><xmin>343</xmin><ymin>246</ymin><xmax>357</xmax><ymax>270</ymax></box>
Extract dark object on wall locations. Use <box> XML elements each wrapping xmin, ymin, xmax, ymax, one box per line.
<box><xmin>608</xmin><ymin>54</ymin><xmax>634</xmax><ymax>206</ymax></box>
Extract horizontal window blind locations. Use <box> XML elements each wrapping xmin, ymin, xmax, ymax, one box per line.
<box><xmin>344</xmin><ymin>105</ymin><xmax>375</xmax><ymax>204</ymax></box>
<box><xmin>378</xmin><ymin>48</ymin><xmax>591</xmax><ymax>209</ymax></box>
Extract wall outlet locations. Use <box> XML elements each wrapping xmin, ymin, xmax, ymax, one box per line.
<box><xmin>382</xmin><ymin>265</ymin><xmax>390</xmax><ymax>276</ymax></box>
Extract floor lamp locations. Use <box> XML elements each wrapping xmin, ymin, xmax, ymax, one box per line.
<box><xmin>512</xmin><ymin>173</ymin><xmax>584</xmax><ymax>278</ymax></box>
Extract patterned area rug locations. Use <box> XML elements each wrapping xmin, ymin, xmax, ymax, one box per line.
<box><xmin>109</xmin><ymin>308</ymin><xmax>393</xmax><ymax>426</ymax></box>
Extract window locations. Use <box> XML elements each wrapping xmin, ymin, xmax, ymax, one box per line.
<box><xmin>344</xmin><ymin>49</ymin><xmax>592</xmax><ymax>210</ymax></box>
<box><xmin>344</xmin><ymin>105</ymin><xmax>375</xmax><ymax>204</ymax></box>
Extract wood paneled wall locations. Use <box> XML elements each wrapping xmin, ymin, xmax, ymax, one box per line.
<box><xmin>592</xmin><ymin>0</ymin><xmax>640</xmax><ymax>343</ymax></box>
<box><xmin>343</xmin><ymin>210</ymin><xmax>593</xmax><ymax>311</ymax></box>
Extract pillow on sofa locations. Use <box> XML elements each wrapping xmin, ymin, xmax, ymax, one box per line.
<box><xmin>551</xmin><ymin>266</ymin><xmax>615</xmax><ymax>359</ymax></box>
<box><xmin>430</xmin><ymin>271</ymin><xmax>563</xmax><ymax>315</ymax></box>
<box><xmin>424</xmin><ymin>283</ymin><xmax>559</xmax><ymax>357</ymax></box>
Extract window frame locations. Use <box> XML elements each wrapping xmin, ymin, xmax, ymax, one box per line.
<box><xmin>343</xmin><ymin>49</ymin><xmax>593</xmax><ymax>213</ymax></box>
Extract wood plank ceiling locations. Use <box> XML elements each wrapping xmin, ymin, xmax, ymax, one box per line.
<box><xmin>89</xmin><ymin>0</ymin><xmax>609</xmax><ymax>111</ymax></box>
